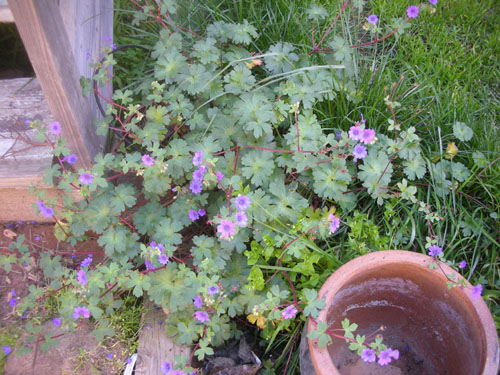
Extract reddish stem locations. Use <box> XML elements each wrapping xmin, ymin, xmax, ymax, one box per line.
<box><xmin>309</xmin><ymin>1</ymin><xmax>351</xmax><ymax>56</ymax></box>
<box><xmin>349</xmin><ymin>28</ymin><xmax>399</xmax><ymax>48</ymax></box>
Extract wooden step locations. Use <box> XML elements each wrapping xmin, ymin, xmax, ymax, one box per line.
<box><xmin>135</xmin><ymin>298</ymin><xmax>192</xmax><ymax>375</ymax></box>
<box><xmin>0</xmin><ymin>77</ymin><xmax>55</xmax><ymax>187</ymax></box>
<box><xmin>0</xmin><ymin>77</ymin><xmax>63</xmax><ymax>222</ymax></box>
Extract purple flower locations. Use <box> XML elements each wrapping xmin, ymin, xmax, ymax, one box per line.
<box><xmin>9</xmin><ymin>298</ymin><xmax>17</xmax><ymax>306</ymax></box>
<box><xmin>388</xmin><ymin>348</ymin><xmax>399</xmax><ymax>360</ymax></box>
<box><xmin>79</xmin><ymin>173</ymin><xmax>93</xmax><ymax>185</ymax></box>
<box><xmin>76</xmin><ymin>270</ymin><xmax>87</xmax><ymax>286</ymax></box>
<box><xmin>189</xmin><ymin>180</ymin><xmax>202</xmax><ymax>194</ymax></box>
<box><xmin>34</xmin><ymin>235</ymin><xmax>40</xmax><ymax>241</ymax></box>
<box><xmin>367</xmin><ymin>14</ymin><xmax>378</xmax><ymax>25</ymax></box>
<box><xmin>471</xmin><ymin>284</ymin><xmax>482</xmax><ymax>299</ymax></box>
<box><xmin>161</xmin><ymin>361</ymin><xmax>172</xmax><ymax>374</ymax></box>
<box><xmin>3</xmin><ymin>345</ymin><xmax>11</xmax><ymax>355</ymax></box>
<box><xmin>216</xmin><ymin>172</ymin><xmax>224</xmax><ymax>181</ymax></box>
<box><xmin>198</xmin><ymin>209</ymin><xmax>206</xmax><ymax>217</ymax></box>
<box><xmin>193</xmin><ymin>295</ymin><xmax>203</xmax><ymax>309</ymax></box>
<box><xmin>429</xmin><ymin>0</ymin><xmax>438</xmax><ymax>5</ymax></box>
<box><xmin>106</xmin><ymin>353</ymin><xmax>113</xmax><ymax>359</ymax></box>
<box><xmin>360</xmin><ymin>128</ymin><xmax>376</xmax><ymax>144</ymax></box>
<box><xmin>52</xmin><ymin>318</ymin><xmax>61</xmax><ymax>327</ymax></box>
<box><xmin>11</xmin><ymin>290</ymin><xmax>16</xmax><ymax>297</ymax></box>
<box><xmin>208</xmin><ymin>286</ymin><xmax>219</xmax><ymax>295</ymax></box>
<box><xmin>36</xmin><ymin>200</ymin><xmax>45</xmax><ymax>210</ymax></box>
<box><xmin>235</xmin><ymin>211</ymin><xmax>248</xmax><ymax>227</ymax></box>
<box><xmin>361</xmin><ymin>348</ymin><xmax>376</xmax><ymax>363</ymax></box>
<box><xmin>145</xmin><ymin>259</ymin><xmax>155</xmax><ymax>271</ymax></box>
<box><xmin>192</xmin><ymin>168</ymin><xmax>205</xmax><ymax>181</ymax></box>
<box><xmin>328</xmin><ymin>213</ymin><xmax>341</xmax><ymax>234</ymax></box>
<box><xmin>158</xmin><ymin>254</ymin><xmax>169</xmax><ymax>265</ymax></box>
<box><xmin>348</xmin><ymin>126</ymin><xmax>362</xmax><ymax>142</ymax></box>
<box><xmin>72</xmin><ymin>306</ymin><xmax>90</xmax><ymax>319</ymax></box>
<box><xmin>189</xmin><ymin>210</ymin><xmax>200</xmax><ymax>221</ymax></box>
<box><xmin>336</xmin><ymin>132</ymin><xmax>342</xmax><ymax>139</ymax></box>
<box><xmin>428</xmin><ymin>244</ymin><xmax>442</xmax><ymax>257</ymax></box>
<box><xmin>80</xmin><ymin>256</ymin><xmax>92</xmax><ymax>268</ymax></box>
<box><xmin>352</xmin><ymin>144</ymin><xmax>367</xmax><ymax>160</ymax></box>
<box><xmin>407</xmin><ymin>5</ymin><xmax>419</xmax><ymax>18</ymax></box>
<box><xmin>459</xmin><ymin>260</ymin><xmax>467</xmax><ymax>269</ymax></box>
<box><xmin>157</xmin><ymin>243</ymin><xmax>165</xmax><ymax>252</ymax></box>
<box><xmin>41</xmin><ymin>205</ymin><xmax>54</xmax><ymax>218</ymax></box>
<box><xmin>281</xmin><ymin>305</ymin><xmax>298</xmax><ymax>319</ymax></box>
<box><xmin>193</xmin><ymin>151</ymin><xmax>203</xmax><ymax>166</ymax></box>
<box><xmin>63</xmin><ymin>154</ymin><xmax>78</xmax><ymax>165</ymax></box>
<box><xmin>217</xmin><ymin>220</ymin><xmax>236</xmax><ymax>240</ymax></box>
<box><xmin>49</xmin><ymin>121</ymin><xmax>61</xmax><ymax>135</ymax></box>
<box><xmin>142</xmin><ymin>154</ymin><xmax>155</xmax><ymax>166</ymax></box>
<box><xmin>194</xmin><ymin>311</ymin><xmax>210</xmax><ymax>323</ymax></box>
<box><xmin>378</xmin><ymin>349</ymin><xmax>393</xmax><ymax>366</ymax></box>
<box><xmin>235</xmin><ymin>195</ymin><xmax>251</xmax><ymax>211</ymax></box>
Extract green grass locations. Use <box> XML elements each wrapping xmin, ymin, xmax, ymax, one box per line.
<box><xmin>112</xmin><ymin>0</ymin><xmax>499</xmax><ymax>372</ymax></box>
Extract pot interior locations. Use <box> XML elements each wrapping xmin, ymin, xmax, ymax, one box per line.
<box><xmin>326</xmin><ymin>262</ymin><xmax>486</xmax><ymax>375</ymax></box>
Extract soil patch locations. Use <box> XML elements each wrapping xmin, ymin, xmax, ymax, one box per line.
<box><xmin>0</xmin><ymin>222</ymin><xmax>126</xmax><ymax>375</ymax></box>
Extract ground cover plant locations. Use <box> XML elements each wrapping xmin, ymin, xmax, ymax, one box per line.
<box><xmin>1</xmin><ymin>0</ymin><xmax>499</xmax><ymax>374</ymax></box>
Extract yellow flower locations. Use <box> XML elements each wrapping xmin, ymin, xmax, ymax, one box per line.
<box><xmin>445</xmin><ymin>142</ymin><xmax>458</xmax><ymax>160</ymax></box>
<box><xmin>247</xmin><ymin>312</ymin><xmax>267</xmax><ymax>329</ymax></box>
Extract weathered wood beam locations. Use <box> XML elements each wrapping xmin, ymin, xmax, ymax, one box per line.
<box><xmin>135</xmin><ymin>298</ymin><xmax>192</xmax><ymax>375</ymax></box>
<box><xmin>8</xmin><ymin>0</ymin><xmax>111</xmax><ymax>169</ymax></box>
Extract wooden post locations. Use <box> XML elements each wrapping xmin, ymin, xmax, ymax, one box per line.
<box><xmin>8</xmin><ymin>0</ymin><xmax>112</xmax><ymax>169</ymax></box>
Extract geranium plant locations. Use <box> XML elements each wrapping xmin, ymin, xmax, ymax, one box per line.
<box><xmin>2</xmin><ymin>0</ymin><xmax>484</xmax><ymax>373</ymax></box>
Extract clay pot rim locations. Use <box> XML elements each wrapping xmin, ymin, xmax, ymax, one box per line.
<box><xmin>307</xmin><ymin>250</ymin><xmax>499</xmax><ymax>375</ymax></box>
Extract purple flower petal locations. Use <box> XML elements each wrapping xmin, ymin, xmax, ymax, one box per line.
<box><xmin>407</xmin><ymin>5</ymin><xmax>419</xmax><ymax>18</ymax></box>
<box><xmin>234</xmin><ymin>196</ymin><xmax>251</xmax><ymax>211</ymax></box>
<box><xmin>471</xmin><ymin>284</ymin><xmax>482</xmax><ymax>299</ymax></box>
<box><xmin>281</xmin><ymin>305</ymin><xmax>298</xmax><ymax>319</ymax></box>
<box><xmin>49</xmin><ymin>121</ymin><xmax>61</xmax><ymax>135</ymax></box>
<box><xmin>367</xmin><ymin>14</ymin><xmax>378</xmax><ymax>25</ymax></box>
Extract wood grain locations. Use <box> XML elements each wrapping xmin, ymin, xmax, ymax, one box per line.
<box><xmin>8</xmin><ymin>0</ymin><xmax>110</xmax><ymax>169</ymax></box>
<box><xmin>135</xmin><ymin>298</ymin><xmax>192</xmax><ymax>375</ymax></box>
<box><xmin>0</xmin><ymin>78</ymin><xmax>54</xmax><ymax>187</ymax></box>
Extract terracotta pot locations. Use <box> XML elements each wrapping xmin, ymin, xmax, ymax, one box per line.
<box><xmin>307</xmin><ymin>250</ymin><xmax>499</xmax><ymax>375</ymax></box>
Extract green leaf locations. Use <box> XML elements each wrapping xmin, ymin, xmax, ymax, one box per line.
<box><xmin>110</xmin><ymin>184</ymin><xmax>137</xmax><ymax>213</ymax></box>
<box><xmin>241</xmin><ymin>150</ymin><xmax>275</xmax><ymax>187</ymax></box>
<box><xmin>234</xmin><ymin>93</ymin><xmax>275</xmax><ymax>138</ymax></box>
<box><xmin>303</xmin><ymin>289</ymin><xmax>326</xmax><ymax>318</ymax></box>
<box><xmin>97</xmin><ymin>226</ymin><xmax>129</xmax><ymax>257</ymax></box>
<box><xmin>318</xmin><ymin>333</ymin><xmax>332</xmax><ymax>348</ymax></box>
<box><xmin>224</xmin><ymin>65</ymin><xmax>256</xmax><ymax>94</ymax></box>
<box><xmin>453</xmin><ymin>122</ymin><xmax>473</xmax><ymax>142</ymax></box>
<box><xmin>248</xmin><ymin>266</ymin><xmax>265</xmax><ymax>291</ymax></box>
<box><xmin>152</xmin><ymin>218</ymin><xmax>183</xmax><ymax>247</ymax></box>
<box><xmin>312</xmin><ymin>158</ymin><xmax>350</xmax><ymax>200</ymax></box>
<box><xmin>264</xmin><ymin>42</ymin><xmax>299</xmax><ymax>74</ymax></box>
<box><xmin>403</xmin><ymin>156</ymin><xmax>426</xmax><ymax>180</ymax></box>
<box><xmin>306</xmin><ymin>3</ymin><xmax>328</xmax><ymax>20</ymax></box>
<box><xmin>227</xmin><ymin>20</ymin><xmax>258</xmax><ymax>45</ymax></box>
